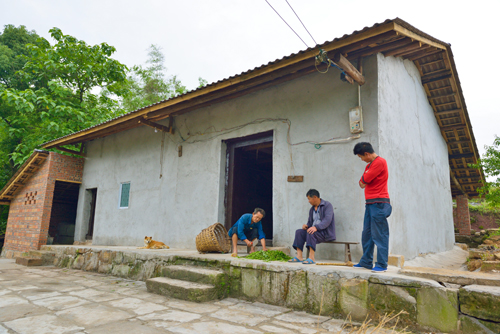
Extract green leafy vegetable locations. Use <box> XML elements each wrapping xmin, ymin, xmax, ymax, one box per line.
<box><xmin>242</xmin><ymin>250</ymin><xmax>292</xmax><ymax>262</ymax></box>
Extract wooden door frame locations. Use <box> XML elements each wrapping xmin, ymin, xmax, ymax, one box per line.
<box><xmin>223</xmin><ymin>131</ymin><xmax>273</xmax><ymax>231</ymax></box>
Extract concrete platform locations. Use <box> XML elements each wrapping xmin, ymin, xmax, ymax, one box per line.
<box><xmin>25</xmin><ymin>244</ymin><xmax>500</xmax><ymax>333</ymax></box>
<box><xmin>146</xmin><ymin>277</ymin><xmax>219</xmax><ymax>302</ymax></box>
<box><xmin>401</xmin><ymin>266</ymin><xmax>500</xmax><ymax>287</ymax></box>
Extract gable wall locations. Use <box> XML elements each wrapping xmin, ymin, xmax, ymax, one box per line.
<box><xmin>377</xmin><ymin>53</ymin><xmax>454</xmax><ymax>259</ymax></box>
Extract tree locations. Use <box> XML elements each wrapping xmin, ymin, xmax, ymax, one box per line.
<box><xmin>471</xmin><ymin>136</ymin><xmax>500</xmax><ymax>207</ymax></box>
<box><xmin>120</xmin><ymin>44</ymin><xmax>187</xmax><ymax>112</ymax></box>
<box><xmin>0</xmin><ymin>27</ymin><xmax>129</xmax><ymax>167</ymax></box>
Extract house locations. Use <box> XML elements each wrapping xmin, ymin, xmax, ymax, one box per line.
<box><xmin>0</xmin><ymin>18</ymin><xmax>484</xmax><ymax>261</ymax></box>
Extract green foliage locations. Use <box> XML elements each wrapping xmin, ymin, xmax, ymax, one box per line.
<box><xmin>0</xmin><ymin>25</ymin><xmax>128</xmax><ymax>173</ymax></box>
<box><xmin>120</xmin><ymin>44</ymin><xmax>187</xmax><ymax>112</ymax></box>
<box><xmin>0</xmin><ymin>220</ymin><xmax>6</xmax><ymax>235</ymax></box>
<box><xmin>242</xmin><ymin>250</ymin><xmax>292</xmax><ymax>262</ymax></box>
<box><xmin>470</xmin><ymin>136</ymin><xmax>500</xmax><ymax>207</ymax></box>
<box><xmin>479</xmin><ymin>225</ymin><xmax>484</xmax><ymax>230</ymax></box>
<box><xmin>468</xmin><ymin>201</ymin><xmax>500</xmax><ymax>216</ymax></box>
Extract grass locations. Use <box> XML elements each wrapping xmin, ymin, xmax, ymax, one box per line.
<box><xmin>333</xmin><ymin>311</ymin><xmax>411</xmax><ymax>334</ymax></box>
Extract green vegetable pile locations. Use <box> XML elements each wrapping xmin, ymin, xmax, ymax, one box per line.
<box><xmin>242</xmin><ymin>250</ymin><xmax>292</xmax><ymax>262</ymax></box>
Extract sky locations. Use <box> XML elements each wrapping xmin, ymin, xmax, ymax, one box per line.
<box><xmin>1</xmin><ymin>0</ymin><xmax>499</xmax><ymax>157</ymax></box>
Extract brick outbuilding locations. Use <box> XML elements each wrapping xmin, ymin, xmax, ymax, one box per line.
<box><xmin>0</xmin><ymin>150</ymin><xmax>83</xmax><ymax>258</ymax></box>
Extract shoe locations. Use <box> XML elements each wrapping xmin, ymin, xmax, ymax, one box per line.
<box><xmin>353</xmin><ymin>263</ymin><xmax>371</xmax><ymax>269</ymax></box>
<box><xmin>371</xmin><ymin>266</ymin><xmax>387</xmax><ymax>272</ymax></box>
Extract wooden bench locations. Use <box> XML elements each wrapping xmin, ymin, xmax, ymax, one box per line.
<box><xmin>306</xmin><ymin>241</ymin><xmax>360</xmax><ymax>262</ymax></box>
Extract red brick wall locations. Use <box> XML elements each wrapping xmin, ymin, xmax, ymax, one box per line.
<box><xmin>456</xmin><ymin>194</ymin><xmax>471</xmax><ymax>235</ymax></box>
<box><xmin>2</xmin><ymin>152</ymin><xmax>83</xmax><ymax>256</ymax></box>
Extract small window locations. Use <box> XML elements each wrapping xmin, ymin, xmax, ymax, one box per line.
<box><xmin>119</xmin><ymin>182</ymin><xmax>130</xmax><ymax>209</ymax></box>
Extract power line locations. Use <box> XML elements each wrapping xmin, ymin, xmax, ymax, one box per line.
<box><xmin>285</xmin><ymin>0</ymin><xmax>318</xmax><ymax>46</ymax></box>
<box><xmin>264</xmin><ymin>0</ymin><xmax>310</xmax><ymax>48</ymax></box>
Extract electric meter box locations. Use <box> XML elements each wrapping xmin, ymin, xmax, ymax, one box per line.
<box><xmin>349</xmin><ymin>106</ymin><xmax>363</xmax><ymax>134</ymax></box>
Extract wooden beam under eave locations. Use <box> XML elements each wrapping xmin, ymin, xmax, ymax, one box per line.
<box><xmin>55</xmin><ymin>146</ymin><xmax>86</xmax><ymax>157</ymax></box>
<box><xmin>137</xmin><ymin>118</ymin><xmax>170</xmax><ymax>133</ymax></box>
<box><xmin>0</xmin><ymin>200</ymin><xmax>10</xmax><ymax>205</ymax></box>
<box><xmin>393</xmin><ymin>23</ymin><xmax>447</xmax><ymax>50</ymax></box>
<box><xmin>346</xmin><ymin>37</ymin><xmax>413</xmax><ymax>60</ymax></box>
<box><xmin>332</xmin><ymin>53</ymin><xmax>365</xmax><ymax>85</ymax></box>
<box><xmin>450</xmin><ymin>169</ymin><xmax>467</xmax><ymax>197</ymax></box>
<box><xmin>384</xmin><ymin>41</ymin><xmax>423</xmax><ymax>57</ymax></box>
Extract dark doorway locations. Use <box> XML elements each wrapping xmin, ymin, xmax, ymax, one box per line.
<box><xmin>48</xmin><ymin>181</ymin><xmax>80</xmax><ymax>245</ymax></box>
<box><xmin>86</xmin><ymin>188</ymin><xmax>97</xmax><ymax>240</ymax></box>
<box><xmin>225</xmin><ymin>131</ymin><xmax>273</xmax><ymax>240</ymax></box>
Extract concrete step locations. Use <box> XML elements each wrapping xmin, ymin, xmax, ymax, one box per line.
<box><xmin>15</xmin><ymin>257</ymin><xmax>43</xmax><ymax>266</ymax></box>
<box><xmin>160</xmin><ymin>265</ymin><xmax>224</xmax><ymax>285</ymax></box>
<box><xmin>146</xmin><ymin>277</ymin><xmax>219</xmax><ymax>302</ymax></box>
<box><xmin>28</xmin><ymin>250</ymin><xmax>56</xmax><ymax>265</ymax></box>
<box><xmin>400</xmin><ymin>266</ymin><xmax>500</xmax><ymax>287</ymax></box>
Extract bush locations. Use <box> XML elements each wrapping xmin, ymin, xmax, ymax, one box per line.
<box><xmin>0</xmin><ymin>221</ymin><xmax>6</xmax><ymax>236</ymax></box>
<box><xmin>479</xmin><ymin>225</ymin><xmax>484</xmax><ymax>230</ymax></box>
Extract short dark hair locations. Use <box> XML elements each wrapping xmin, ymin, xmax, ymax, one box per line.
<box><xmin>253</xmin><ymin>208</ymin><xmax>266</xmax><ymax>217</ymax></box>
<box><xmin>306</xmin><ymin>189</ymin><xmax>320</xmax><ymax>198</ymax></box>
<box><xmin>353</xmin><ymin>142</ymin><xmax>374</xmax><ymax>155</ymax></box>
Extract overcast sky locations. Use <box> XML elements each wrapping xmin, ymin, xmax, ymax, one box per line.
<box><xmin>1</xmin><ymin>0</ymin><xmax>499</xmax><ymax>157</ymax></box>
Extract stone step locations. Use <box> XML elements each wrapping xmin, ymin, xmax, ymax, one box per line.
<box><xmin>146</xmin><ymin>277</ymin><xmax>219</xmax><ymax>302</ymax></box>
<box><xmin>160</xmin><ymin>265</ymin><xmax>225</xmax><ymax>285</ymax></box>
<box><xmin>28</xmin><ymin>250</ymin><xmax>56</xmax><ymax>265</ymax></box>
<box><xmin>15</xmin><ymin>257</ymin><xmax>43</xmax><ymax>266</ymax></box>
<box><xmin>400</xmin><ymin>266</ymin><xmax>500</xmax><ymax>287</ymax></box>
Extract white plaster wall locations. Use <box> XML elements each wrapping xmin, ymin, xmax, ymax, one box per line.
<box><xmin>377</xmin><ymin>54</ymin><xmax>454</xmax><ymax>260</ymax></box>
<box><xmin>74</xmin><ymin>55</ymin><xmax>380</xmax><ymax>261</ymax></box>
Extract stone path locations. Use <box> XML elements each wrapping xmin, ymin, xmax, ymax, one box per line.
<box><xmin>0</xmin><ymin>259</ymin><xmax>405</xmax><ymax>334</ymax></box>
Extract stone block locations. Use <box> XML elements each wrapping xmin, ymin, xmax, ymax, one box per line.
<box><xmin>146</xmin><ymin>277</ymin><xmax>218</xmax><ymax>302</ymax></box>
<box><xmin>98</xmin><ymin>263</ymin><xmax>112</xmax><ymax>274</ymax></box>
<box><xmin>111</xmin><ymin>264</ymin><xmax>130</xmax><ymax>277</ymax></box>
<box><xmin>71</xmin><ymin>255</ymin><xmax>85</xmax><ymax>269</ymax></box>
<box><xmin>134</xmin><ymin>260</ymin><xmax>156</xmax><ymax>281</ymax></box>
<box><xmin>388</xmin><ymin>254</ymin><xmax>404</xmax><ymax>268</ymax></box>
<box><xmin>98</xmin><ymin>251</ymin><xmax>114</xmax><ymax>264</ymax></box>
<box><xmin>339</xmin><ymin>278</ymin><xmax>368</xmax><ymax>321</ymax></box>
<box><xmin>84</xmin><ymin>252</ymin><xmax>99</xmax><ymax>271</ymax></box>
<box><xmin>481</xmin><ymin>261</ymin><xmax>500</xmax><ymax>272</ymax></box>
<box><xmin>15</xmin><ymin>257</ymin><xmax>42</xmax><ymax>266</ymax></box>
<box><xmin>241</xmin><ymin>268</ymin><xmax>262</xmax><ymax>299</ymax></box>
<box><xmin>456</xmin><ymin>243</ymin><xmax>469</xmax><ymax>251</ymax></box>
<box><xmin>416</xmin><ymin>287</ymin><xmax>458</xmax><ymax>333</ymax></box>
<box><xmin>228</xmin><ymin>266</ymin><xmax>241</xmax><ymax>297</ymax></box>
<box><xmin>460</xmin><ymin>315</ymin><xmax>500</xmax><ymax>334</ymax></box>
<box><xmin>368</xmin><ymin>284</ymin><xmax>417</xmax><ymax>326</ymax></box>
<box><xmin>459</xmin><ymin>285</ymin><xmax>500</xmax><ymax>322</ymax></box>
<box><xmin>261</xmin><ymin>270</ymin><xmax>289</xmax><ymax>306</ymax></box>
<box><xmin>306</xmin><ymin>273</ymin><xmax>339</xmax><ymax>316</ymax></box>
<box><xmin>286</xmin><ymin>270</ymin><xmax>307</xmax><ymax>310</ymax></box>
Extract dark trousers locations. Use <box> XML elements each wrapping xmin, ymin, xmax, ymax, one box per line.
<box><xmin>292</xmin><ymin>228</ymin><xmax>328</xmax><ymax>252</ymax></box>
<box><xmin>229</xmin><ymin>226</ymin><xmax>259</xmax><ymax>241</ymax></box>
<box><xmin>358</xmin><ymin>203</ymin><xmax>392</xmax><ymax>269</ymax></box>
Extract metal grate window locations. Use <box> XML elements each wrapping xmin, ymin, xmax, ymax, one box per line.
<box><xmin>119</xmin><ymin>182</ymin><xmax>130</xmax><ymax>208</ymax></box>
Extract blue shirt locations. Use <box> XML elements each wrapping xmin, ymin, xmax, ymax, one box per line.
<box><xmin>228</xmin><ymin>213</ymin><xmax>266</xmax><ymax>241</ymax></box>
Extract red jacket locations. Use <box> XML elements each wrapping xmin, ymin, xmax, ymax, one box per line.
<box><xmin>360</xmin><ymin>156</ymin><xmax>390</xmax><ymax>203</ymax></box>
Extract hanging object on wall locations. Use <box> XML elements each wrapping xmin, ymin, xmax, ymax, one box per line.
<box><xmin>287</xmin><ymin>175</ymin><xmax>303</xmax><ymax>182</ymax></box>
<box><xmin>349</xmin><ymin>106</ymin><xmax>363</xmax><ymax>134</ymax></box>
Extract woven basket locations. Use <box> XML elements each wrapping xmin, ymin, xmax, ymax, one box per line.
<box><xmin>196</xmin><ymin>222</ymin><xmax>231</xmax><ymax>254</ymax></box>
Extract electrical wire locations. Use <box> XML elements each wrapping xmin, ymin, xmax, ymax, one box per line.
<box><xmin>285</xmin><ymin>0</ymin><xmax>317</xmax><ymax>46</ymax></box>
<box><xmin>264</xmin><ymin>0</ymin><xmax>310</xmax><ymax>49</ymax></box>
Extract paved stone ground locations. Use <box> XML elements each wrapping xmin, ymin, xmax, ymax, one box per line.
<box><xmin>0</xmin><ymin>259</ymin><xmax>406</xmax><ymax>334</ymax></box>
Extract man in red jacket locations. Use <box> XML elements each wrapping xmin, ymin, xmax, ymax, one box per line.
<box><xmin>353</xmin><ymin>142</ymin><xmax>392</xmax><ymax>272</ymax></box>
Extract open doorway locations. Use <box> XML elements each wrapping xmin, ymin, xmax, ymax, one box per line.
<box><xmin>224</xmin><ymin>131</ymin><xmax>273</xmax><ymax>242</ymax></box>
<box><xmin>86</xmin><ymin>188</ymin><xmax>97</xmax><ymax>240</ymax></box>
<box><xmin>48</xmin><ymin>180</ymin><xmax>80</xmax><ymax>245</ymax></box>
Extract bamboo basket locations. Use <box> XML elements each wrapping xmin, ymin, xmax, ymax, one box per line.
<box><xmin>196</xmin><ymin>222</ymin><xmax>231</xmax><ymax>254</ymax></box>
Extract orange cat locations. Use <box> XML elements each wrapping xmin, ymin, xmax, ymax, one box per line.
<box><xmin>137</xmin><ymin>236</ymin><xmax>169</xmax><ymax>249</ymax></box>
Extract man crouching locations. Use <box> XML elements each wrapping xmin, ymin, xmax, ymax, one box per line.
<box><xmin>228</xmin><ymin>208</ymin><xmax>268</xmax><ymax>257</ymax></box>
<box><xmin>289</xmin><ymin>189</ymin><xmax>335</xmax><ymax>264</ymax></box>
